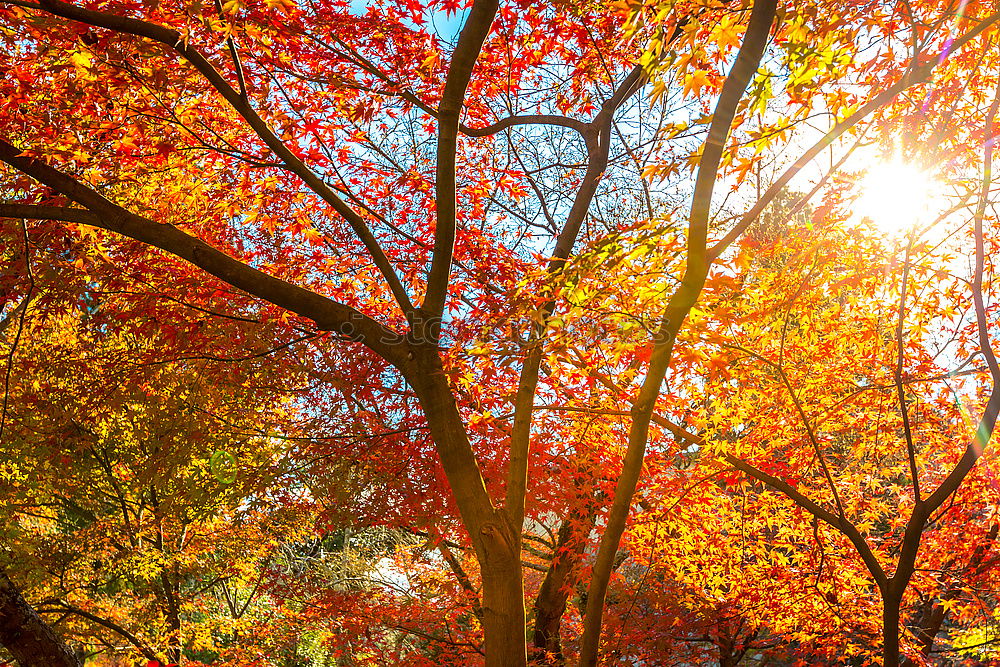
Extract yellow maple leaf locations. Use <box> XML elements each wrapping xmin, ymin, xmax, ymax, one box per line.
<box><xmin>683</xmin><ymin>69</ymin><xmax>711</xmax><ymax>97</ymax></box>
<box><xmin>420</xmin><ymin>52</ymin><xmax>438</xmax><ymax>72</ymax></box>
<box><xmin>714</xmin><ymin>15</ymin><xmax>743</xmax><ymax>51</ymax></box>
<box><xmin>69</xmin><ymin>50</ymin><xmax>92</xmax><ymax>74</ymax></box>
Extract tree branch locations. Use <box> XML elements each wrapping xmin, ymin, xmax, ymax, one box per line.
<box><xmin>436</xmin><ymin>540</ymin><xmax>484</xmax><ymax>622</ymax></box>
<box><xmin>0</xmin><ymin>191</ymin><xmax>408</xmax><ymax>373</ymax></box>
<box><xmin>920</xmin><ymin>78</ymin><xmax>1000</xmax><ymax>516</ymax></box>
<box><xmin>30</xmin><ymin>0</ymin><xmax>415</xmax><ymax>316</ymax></box>
<box><xmin>506</xmin><ymin>64</ymin><xmax>649</xmax><ymax>532</ymax></box>
<box><xmin>708</xmin><ymin>10</ymin><xmax>1000</xmax><ymax>260</ymax></box>
<box><xmin>722</xmin><ymin>453</ymin><xmax>888</xmax><ymax>590</ymax></box>
<box><xmin>37</xmin><ymin>602</ymin><xmax>163</xmax><ymax>663</ymax></box>
<box><xmin>422</xmin><ymin>0</ymin><xmax>500</xmax><ymax>324</ymax></box>
<box><xmin>894</xmin><ymin>237</ymin><xmax>922</xmax><ymax>503</ymax></box>
<box><xmin>578</xmin><ymin>2</ymin><xmax>779</xmax><ymax>663</ymax></box>
<box><xmin>460</xmin><ymin>114</ymin><xmax>589</xmax><ymax>137</ymax></box>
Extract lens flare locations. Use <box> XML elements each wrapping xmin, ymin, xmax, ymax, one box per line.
<box><xmin>855</xmin><ymin>158</ymin><xmax>939</xmax><ymax>234</ymax></box>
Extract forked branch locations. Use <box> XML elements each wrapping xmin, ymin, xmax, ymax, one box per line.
<box><xmin>26</xmin><ymin>0</ymin><xmax>415</xmax><ymax>315</ymax></box>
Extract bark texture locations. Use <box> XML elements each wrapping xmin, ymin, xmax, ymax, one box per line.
<box><xmin>0</xmin><ymin>568</ymin><xmax>80</xmax><ymax>667</ymax></box>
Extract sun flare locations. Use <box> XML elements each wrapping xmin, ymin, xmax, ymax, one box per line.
<box><xmin>854</xmin><ymin>158</ymin><xmax>941</xmax><ymax>235</ymax></box>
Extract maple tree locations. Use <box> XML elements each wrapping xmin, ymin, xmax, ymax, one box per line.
<box><xmin>0</xmin><ymin>242</ymin><xmax>322</xmax><ymax>664</ymax></box>
<box><xmin>4</xmin><ymin>0</ymin><xmax>1000</xmax><ymax>664</ymax></box>
<box><xmin>597</xmin><ymin>218</ymin><xmax>1000</xmax><ymax>664</ymax></box>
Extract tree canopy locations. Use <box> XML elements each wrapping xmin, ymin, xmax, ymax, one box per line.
<box><xmin>3</xmin><ymin>0</ymin><xmax>1000</xmax><ymax>665</ymax></box>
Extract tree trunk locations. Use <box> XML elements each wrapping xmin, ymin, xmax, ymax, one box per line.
<box><xmin>576</xmin><ymin>1</ymin><xmax>779</xmax><ymax>662</ymax></box>
<box><xmin>158</xmin><ymin>569</ymin><xmax>182</xmax><ymax>664</ymax></box>
<box><xmin>909</xmin><ymin>601</ymin><xmax>947</xmax><ymax>662</ymax></box>
<box><xmin>151</xmin><ymin>486</ymin><xmax>182</xmax><ymax>664</ymax></box>
<box><xmin>0</xmin><ymin>567</ymin><xmax>80</xmax><ymax>667</ymax></box>
<box><xmin>408</xmin><ymin>346</ymin><xmax>527</xmax><ymax>667</ymax></box>
<box><xmin>904</xmin><ymin>525</ymin><xmax>999</xmax><ymax>664</ymax></box>
<box><xmin>883</xmin><ymin>585</ymin><xmax>903</xmax><ymax>666</ymax></box>
<box><xmin>532</xmin><ymin>505</ymin><xmax>597</xmax><ymax>664</ymax></box>
<box><xmin>479</xmin><ymin>535</ymin><xmax>526</xmax><ymax>667</ymax></box>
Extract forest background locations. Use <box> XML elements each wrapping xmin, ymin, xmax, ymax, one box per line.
<box><xmin>2</xmin><ymin>0</ymin><xmax>1000</xmax><ymax>665</ymax></box>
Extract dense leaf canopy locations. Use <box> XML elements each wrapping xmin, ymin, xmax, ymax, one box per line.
<box><xmin>2</xmin><ymin>0</ymin><xmax>1000</xmax><ymax>665</ymax></box>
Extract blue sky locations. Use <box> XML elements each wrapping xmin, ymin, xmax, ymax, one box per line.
<box><xmin>348</xmin><ymin>0</ymin><xmax>469</xmax><ymax>42</ymax></box>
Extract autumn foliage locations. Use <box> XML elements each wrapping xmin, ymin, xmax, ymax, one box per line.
<box><xmin>3</xmin><ymin>0</ymin><xmax>1000</xmax><ymax>665</ymax></box>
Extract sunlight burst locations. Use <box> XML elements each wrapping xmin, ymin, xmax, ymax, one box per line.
<box><xmin>854</xmin><ymin>158</ymin><xmax>940</xmax><ymax>235</ymax></box>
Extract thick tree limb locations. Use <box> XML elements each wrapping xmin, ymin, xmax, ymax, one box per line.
<box><xmin>0</xmin><ymin>173</ymin><xmax>409</xmax><ymax>371</ymax></box>
<box><xmin>29</xmin><ymin>0</ymin><xmax>415</xmax><ymax>316</ymax></box>
<box><xmin>577</xmin><ymin>1</ymin><xmax>779</xmax><ymax>662</ymax></box>
<box><xmin>532</xmin><ymin>503</ymin><xmax>597</xmax><ymax>662</ymax></box>
<box><xmin>423</xmin><ymin>0</ymin><xmax>500</xmax><ymax>324</ymax></box>
<box><xmin>506</xmin><ymin>67</ymin><xmax>646</xmax><ymax>533</ymax></box>
<box><xmin>504</xmin><ymin>60</ymin><xmax>650</xmax><ymax>536</ymax></box>
<box><xmin>638</xmin><ymin>403</ymin><xmax>892</xmax><ymax>591</ymax></box>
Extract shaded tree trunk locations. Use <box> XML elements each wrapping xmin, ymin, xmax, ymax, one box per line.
<box><xmin>0</xmin><ymin>567</ymin><xmax>80</xmax><ymax>667</ymax></box>
<box><xmin>909</xmin><ymin>601</ymin><xmax>948</xmax><ymax>661</ymax></box>
<box><xmin>408</xmin><ymin>345</ymin><xmax>526</xmax><ymax>667</ymax></box>
<box><xmin>532</xmin><ymin>504</ymin><xmax>597</xmax><ymax>664</ymax></box>
<box><xmin>883</xmin><ymin>584</ymin><xmax>904</xmax><ymax>666</ymax></box>
<box><xmin>151</xmin><ymin>486</ymin><xmax>182</xmax><ymax>664</ymax></box>
<box><xmin>717</xmin><ymin>625</ymin><xmax>755</xmax><ymax>667</ymax></box>
<box><xmin>157</xmin><ymin>571</ymin><xmax>182</xmax><ymax>664</ymax></box>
